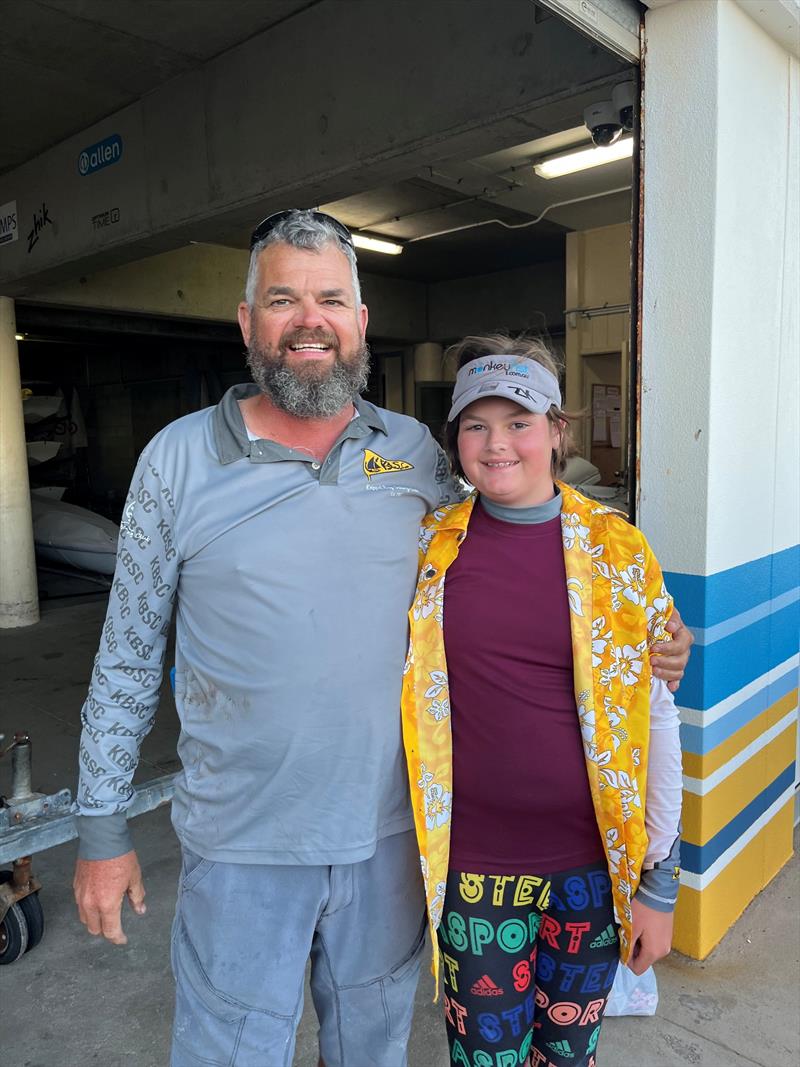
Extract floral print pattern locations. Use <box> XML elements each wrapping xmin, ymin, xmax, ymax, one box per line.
<box><xmin>400</xmin><ymin>483</ymin><xmax>673</xmax><ymax>984</ymax></box>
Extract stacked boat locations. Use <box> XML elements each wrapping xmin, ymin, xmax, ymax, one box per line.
<box><xmin>23</xmin><ymin>384</ymin><xmax>119</xmax><ymax>577</ymax></box>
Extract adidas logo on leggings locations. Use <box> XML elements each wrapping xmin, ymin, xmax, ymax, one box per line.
<box><xmin>470</xmin><ymin>974</ymin><xmax>504</xmax><ymax>996</ymax></box>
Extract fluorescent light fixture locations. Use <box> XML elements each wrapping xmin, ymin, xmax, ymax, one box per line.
<box><xmin>534</xmin><ymin>137</ymin><xmax>634</xmax><ymax>179</ymax></box>
<box><xmin>352</xmin><ymin>233</ymin><xmax>403</xmax><ymax>255</ymax></box>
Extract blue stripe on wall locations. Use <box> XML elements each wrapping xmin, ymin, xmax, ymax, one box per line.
<box><xmin>665</xmin><ymin>544</ymin><xmax>799</xmax><ymax>630</ymax></box>
<box><xmin>676</xmin><ymin>600</ymin><xmax>800</xmax><ymax>711</ymax></box>
<box><xmin>691</xmin><ymin>587</ymin><xmax>800</xmax><ymax>646</ymax></box>
<box><xmin>681</xmin><ymin>763</ymin><xmax>795</xmax><ymax>875</ymax></box>
<box><xmin>680</xmin><ymin>665</ymin><xmax>799</xmax><ymax>754</ymax></box>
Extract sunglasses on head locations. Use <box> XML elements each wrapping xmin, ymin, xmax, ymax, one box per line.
<box><xmin>249</xmin><ymin>210</ymin><xmax>354</xmax><ymax>251</ymax></box>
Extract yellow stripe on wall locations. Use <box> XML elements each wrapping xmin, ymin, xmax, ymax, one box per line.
<box><xmin>682</xmin><ymin>724</ymin><xmax>797</xmax><ymax>845</ymax></box>
<box><xmin>682</xmin><ymin>688</ymin><xmax>798</xmax><ymax>780</ymax></box>
<box><xmin>673</xmin><ymin>798</ymin><xmax>795</xmax><ymax>959</ymax></box>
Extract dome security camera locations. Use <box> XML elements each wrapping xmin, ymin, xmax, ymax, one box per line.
<box><xmin>612</xmin><ymin>81</ymin><xmax>637</xmax><ymax>132</ymax></box>
<box><xmin>583</xmin><ymin>101</ymin><xmax>622</xmax><ymax>147</ymax></box>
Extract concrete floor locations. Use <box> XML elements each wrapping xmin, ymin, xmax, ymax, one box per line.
<box><xmin>1</xmin><ymin>595</ymin><xmax>798</xmax><ymax>1067</ymax></box>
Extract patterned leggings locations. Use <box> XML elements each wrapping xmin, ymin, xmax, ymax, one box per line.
<box><xmin>437</xmin><ymin>861</ymin><xmax>619</xmax><ymax>1067</ymax></box>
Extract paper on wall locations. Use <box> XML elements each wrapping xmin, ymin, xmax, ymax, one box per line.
<box><xmin>609</xmin><ymin>413</ymin><xmax>621</xmax><ymax>449</ymax></box>
<box><xmin>593</xmin><ymin>386</ymin><xmax>607</xmax><ymax>415</ymax></box>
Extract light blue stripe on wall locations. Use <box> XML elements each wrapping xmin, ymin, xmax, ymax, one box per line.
<box><xmin>680</xmin><ymin>665</ymin><xmax>799</xmax><ymax>754</ymax></box>
<box><xmin>673</xmin><ymin>600</ymin><xmax>799</xmax><ymax>712</ymax></box>
<box><xmin>665</xmin><ymin>544</ymin><xmax>799</xmax><ymax>630</ymax></box>
<box><xmin>690</xmin><ymin>587</ymin><xmax>799</xmax><ymax>646</ymax></box>
<box><xmin>664</xmin><ymin>545</ymin><xmax>800</xmax><ymax>713</ymax></box>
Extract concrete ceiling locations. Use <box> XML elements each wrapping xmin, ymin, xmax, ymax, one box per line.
<box><xmin>190</xmin><ymin>61</ymin><xmax>636</xmax><ymax>281</ymax></box>
<box><xmin>0</xmin><ymin>0</ymin><xmax>318</xmax><ymax>174</ymax></box>
<box><xmin>3</xmin><ymin>0</ymin><xmax>634</xmax><ymax>286</ymax></box>
<box><xmin>322</xmin><ymin>180</ymin><xmax>571</xmax><ymax>283</ymax></box>
<box><xmin>318</xmin><ymin>111</ymin><xmax>634</xmax><ymax>281</ymax></box>
<box><xmin>195</xmin><ymin>80</ymin><xmax>635</xmax><ymax>282</ymax></box>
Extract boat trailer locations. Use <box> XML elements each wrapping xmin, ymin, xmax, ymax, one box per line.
<box><xmin>0</xmin><ymin>731</ymin><xmax>175</xmax><ymax>964</ymax></box>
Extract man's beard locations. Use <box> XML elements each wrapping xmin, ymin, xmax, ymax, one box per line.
<box><xmin>246</xmin><ymin>329</ymin><xmax>371</xmax><ymax>419</ymax></box>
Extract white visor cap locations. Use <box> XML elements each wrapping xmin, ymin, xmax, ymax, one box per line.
<box><xmin>448</xmin><ymin>355</ymin><xmax>562</xmax><ymax>422</ymax></box>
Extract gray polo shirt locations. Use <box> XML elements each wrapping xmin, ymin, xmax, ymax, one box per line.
<box><xmin>76</xmin><ymin>385</ymin><xmax>456</xmax><ymax>864</ymax></box>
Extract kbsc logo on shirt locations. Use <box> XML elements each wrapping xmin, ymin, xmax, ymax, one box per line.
<box><xmin>362</xmin><ymin>448</ymin><xmax>414</xmax><ymax>479</ymax></box>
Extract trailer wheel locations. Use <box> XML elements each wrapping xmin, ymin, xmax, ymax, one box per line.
<box><xmin>0</xmin><ymin>903</ymin><xmax>28</xmax><ymax>964</ymax></box>
<box><xmin>0</xmin><ymin>871</ymin><xmax>44</xmax><ymax>951</ymax></box>
<box><xmin>19</xmin><ymin>891</ymin><xmax>45</xmax><ymax>950</ymax></box>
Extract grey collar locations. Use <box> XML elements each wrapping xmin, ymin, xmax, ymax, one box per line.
<box><xmin>479</xmin><ymin>489</ymin><xmax>562</xmax><ymax>524</ymax></box>
<box><xmin>212</xmin><ymin>384</ymin><xmax>388</xmax><ymax>465</ymax></box>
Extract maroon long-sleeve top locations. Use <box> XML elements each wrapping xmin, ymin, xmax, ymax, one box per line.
<box><xmin>443</xmin><ymin>498</ymin><xmax>605</xmax><ymax>874</ymax></box>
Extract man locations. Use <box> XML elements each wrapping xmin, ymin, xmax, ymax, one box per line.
<box><xmin>73</xmin><ymin>210</ymin><xmax>692</xmax><ymax>1067</ymax></box>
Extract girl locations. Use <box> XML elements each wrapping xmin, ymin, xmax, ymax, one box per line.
<box><xmin>402</xmin><ymin>335</ymin><xmax>686</xmax><ymax>1067</ymax></box>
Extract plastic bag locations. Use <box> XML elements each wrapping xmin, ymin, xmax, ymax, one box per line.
<box><xmin>604</xmin><ymin>964</ymin><xmax>659</xmax><ymax>1017</ymax></box>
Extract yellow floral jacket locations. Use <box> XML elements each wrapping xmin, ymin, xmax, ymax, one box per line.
<box><xmin>400</xmin><ymin>483</ymin><xmax>673</xmax><ymax>986</ymax></box>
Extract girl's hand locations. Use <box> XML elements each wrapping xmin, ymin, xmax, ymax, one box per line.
<box><xmin>651</xmin><ymin>606</ymin><xmax>694</xmax><ymax>692</ymax></box>
<box><xmin>628</xmin><ymin>896</ymin><xmax>674</xmax><ymax>975</ymax></box>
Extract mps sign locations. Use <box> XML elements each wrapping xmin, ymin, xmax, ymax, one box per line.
<box><xmin>0</xmin><ymin>200</ymin><xmax>18</xmax><ymax>246</ymax></box>
<box><xmin>78</xmin><ymin>134</ymin><xmax>123</xmax><ymax>177</ymax></box>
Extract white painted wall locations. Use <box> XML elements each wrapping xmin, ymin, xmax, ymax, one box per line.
<box><xmin>639</xmin><ymin>0</ymin><xmax>716</xmax><ymax>573</ymax></box>
<box><xmin>640</xmin><ymin>0</ymin><xmax>799</xmax><ymax>576</ymax></box>
<box><xmin>711</xmin><ymin>5</ymin><xmax>799</xmax><ymax>568</ymax></box>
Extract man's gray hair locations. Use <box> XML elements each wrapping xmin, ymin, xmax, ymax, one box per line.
<box><xmin>244</xmin><ymin>209</ymin><xmax>362</xmax><ymax>308</ymax></box>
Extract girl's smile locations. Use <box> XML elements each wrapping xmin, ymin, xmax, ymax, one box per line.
<box><xmin>457</xmin><ymin>396</ymin><xmax>561</xmax><ymax>508</ymax></box>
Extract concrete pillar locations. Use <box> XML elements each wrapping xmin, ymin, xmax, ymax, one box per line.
<box><xmin>0</xmin><ymin>297</ymin><xmax>39</xmax><ymax>628</ymax></box>
<box><xmin>640</xmin><ymin>0</ymin><xmax>799</xmax><ymax>958</ymax></box>
<box><xmin>413</xmin><ymin>343</ymin><xmax>446</xmax><ymax>381</ymax></box>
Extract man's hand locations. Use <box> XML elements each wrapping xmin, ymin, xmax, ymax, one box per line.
<box><xmin>73</xmin><ymin>850</ymin><xmax>146</xmax><ymax>946</ymax></box>
<box><xmin>651</xmin><ymin>606</ymin><xmax>694</xmax><ymax>692</ymax></box>
<box><xmin>628</xmin><ymin>896</ymin><xmax>674</xmax><ymax>975</ymax></box>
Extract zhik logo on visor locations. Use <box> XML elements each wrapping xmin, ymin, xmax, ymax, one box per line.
<box><xmin>363</xmin><ymin>449</ymin><xmax>414</xmax><ymax>478</ymax></box>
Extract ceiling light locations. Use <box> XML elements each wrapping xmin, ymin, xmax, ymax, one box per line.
<box><xmin>534</xmin><ymin>137</ymin><xmax>634</xmax><ymax>179</ymax></box>
<box><xmin>352</xmin><ymin>233</ymin><xmax>403</xmax><ymax>255</ymax></box>
<box><xmin>15</xmin><ymin>333</ymin><xmax>24</xmax><ymax>341</ymax></box>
